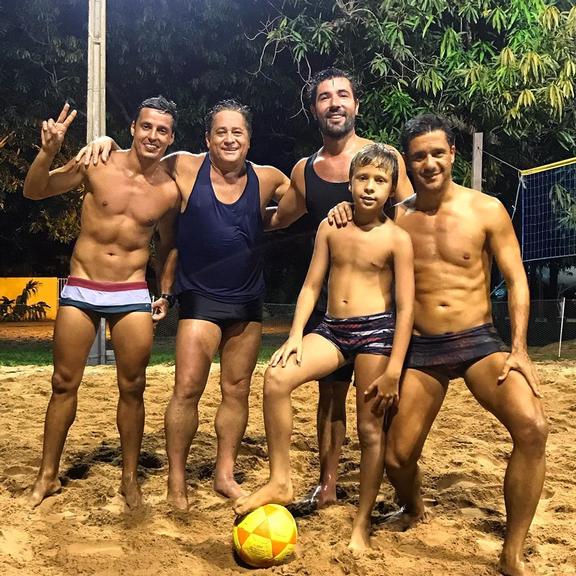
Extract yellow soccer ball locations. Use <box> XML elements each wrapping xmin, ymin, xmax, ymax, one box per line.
<box><xmin>233</xmin><ymin>504</ymin><xmax>298</xmax><ymax>568</ymax></box>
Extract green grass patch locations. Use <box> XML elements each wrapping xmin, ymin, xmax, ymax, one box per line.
<box><xmin>149</xmin><ymin>339</ymin><xmax>277</xmax><ymax>365</ymax></box>
<box><xmin>0</xmin><ymin>338</ymin><xmax>277</xmax><ymax>366</ymax></box>
<box><xmin>0</xmin><ymin>341</ymin><xmax>53</xmax><ymax>366</ymax></box>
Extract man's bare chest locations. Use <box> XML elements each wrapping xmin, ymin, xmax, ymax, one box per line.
<box><xmin>86</xmin><ymin>183</ymin><xmax>169</xmax><ymax>228</ymax></box>
<box><xmin>404</xmin><ymin>212</ymin><xmax>485</xmax><ymax>267</ymax></box>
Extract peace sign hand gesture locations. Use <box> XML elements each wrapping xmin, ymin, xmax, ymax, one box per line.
<box><xmin>41</xmin><ymin>103</ymin><xmax>77</xmax><ymax>157</ymax></box>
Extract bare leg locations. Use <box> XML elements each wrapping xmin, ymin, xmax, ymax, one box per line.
<box><xmin>28</xmin><ymin>306</ymin><xmax>98</xmax><ymax>507</ymax></box>
<box><xmin>464</xmin><ymin>354</ymin><xmax>548</xmax><ymax>576</ymax></box>
<box><xmin>316</xmin><ymin>378</ymin><xmax>351</xmax><ymax>507</ymax></box>
<box><xmin>165</xmin><ymin>320</ymin><xmax>221</xmax><ymax>511</ymax></box>
<box><xmin>213</xmin><ymin>321</ymin><xmax>261</xmax><ymax>499</ymax></box>
<box><xmin>348</xmin><ymin>354</ymin><xmax>390</xmax><ymax>552</ymax></box>
<box><xmin>109</xmin><ymin>312</ymin><xmax>153</xmax><ymax>508</ymax></box>
<box><xmin>385</xmin><ymin>368</ymin><xmax>447</xmax><ymax>524</ymax></box>
<box><xmin>234</xmin><ymin>334</ymin><xmax>344</xmax><ymax>515</ymax></box>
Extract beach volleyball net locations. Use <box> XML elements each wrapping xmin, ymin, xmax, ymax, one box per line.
<box><xmin>521</xmin><ymin>157</ymin><xmax>576</xmax><ymax>262</ymax></box>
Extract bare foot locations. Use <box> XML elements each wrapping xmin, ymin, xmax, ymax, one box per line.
<box><xmin>28</xmin><ymin>475</ymin><xmax>62</xmax><ymax>508</ymax></box>
<box><xmin>213</xmin><ymin>476</ymin><xmax>246</xmax><ymax>500</ymax></box>
<box><xmin>289</xmin><ymin>483</ymin><xmax>336</xmax><ymax>516</ymax></box>
<box><xmin>317</xmin><ymin>482</ymin><xmax>337</xmax><ymax>508</ymax></box>
<box><xmin>120</xmin><ymin>477</ymin><xmax>143</xmax><ymax>509</ymax></box>
<box><xmin>348</xmin><ymin>520</ymin><xmax>371</xmax><ymax>554</ymax></box>
<box><xmin>167</xmin><ymin>476</ymin><xmax>189</xmax><ymax>512</ymax></box>
<box><xmin>383</xmin><ymin>505</ymin><xmax>431</xmax><ymax>531</ymax></box>
<box><xmin>498</xmin><ymin>554</ymin><xmax>534</xmax><ymax>576</ymax></box>
<box><xmin>233</xmin><ymin>480</ymin><xmax>293</xmax><ymax>516</ymax></box>
<box><xmin>167</xmin><ymin>488</ymin><xmax>189</xmax><ymax>512</ymax></box>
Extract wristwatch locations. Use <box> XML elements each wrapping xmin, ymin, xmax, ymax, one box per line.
<box><xmin>160</xmin><ymin>293</ymin><xmax>176</xmax><ymax>308</ymax></box>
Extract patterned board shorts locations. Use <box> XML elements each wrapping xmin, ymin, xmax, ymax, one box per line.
<box><xmin>313</xmin><ymin>311</ymin><xmax>395</xmax><ymax>361</ymax></box>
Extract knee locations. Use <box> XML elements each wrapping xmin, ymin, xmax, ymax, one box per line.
<box><xmin>263</xmin><ymin>366</ymin><xmax>289</xmax><ymax>401</ymax></box>
<box><xmin>357</xmin><ymin>421</ymin><xmax>382</xmax><ymax>450</ymax></box>
<box><xmin>118</xmin><ymin>372</ymin><xmax>146</xmax><ymax>399</ymax></box>
<box><xmin>385</xmin><ymin>441</ymin><xmax>419</xmax><ymax>474</ymax></box>
<box><xmin>51</xmin><ymin>369</ymin><xmax>80</xmax><ymax>396</ymax></box>
<box><xmin>510</xmin><ymin>413</ymin><xmax>549</xmax><ymax>455</ymax></box>
<box><xmin>173</xmin><ymin>373</ymin><xmax>205</xmax><ymax>404</ymax></box>
<box><xmin>221</xmin><ymin>376</ymin><xmax>251</xmax><ymax>401</ymax></box>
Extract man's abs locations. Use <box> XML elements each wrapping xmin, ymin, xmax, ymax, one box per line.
<box><xmin>413</xmin><ymin>288</ymin><xmax>493</xmax><ymax>335</ymax></box>
<box><xmin>70</xmin><ymin>235</ymin><xmax>150</xmax><ymax>283</ymax></box>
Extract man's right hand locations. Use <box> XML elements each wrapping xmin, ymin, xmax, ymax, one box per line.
<box><xmin>75</xmin><ymin>136</ymin><xmax>118</xmax><ymax>166</ymax></box>
<box><xmin>41</xmin><ymin>103</ymin><xmax>77</xmax><ymax>158</ymax></box>
<box><xmin>327</xmin><ymin>201</ymin><xmax>353</xmax><ymax>227</ymax></box>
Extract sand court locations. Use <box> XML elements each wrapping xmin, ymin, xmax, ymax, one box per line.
<box><xmin>1</xmin><ymin>360</ymin><xmax>575</xmax><ymax>576</ymax></box>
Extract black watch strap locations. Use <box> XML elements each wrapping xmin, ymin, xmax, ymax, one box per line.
<box><xmin>160</xmin><ymin>293</ymin><xmax>176</xmax><ymax>308</ymax></box>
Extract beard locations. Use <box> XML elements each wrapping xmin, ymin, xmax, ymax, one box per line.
<box><xmin>317</xmin><ymin>110</ymin><xmax>356</xmax><ymax>139</ymax></box>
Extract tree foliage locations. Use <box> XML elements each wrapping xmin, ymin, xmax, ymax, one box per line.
<box><xmin>258</xmin><ymin>0</ymin><xmax>576</xmax><ymax>172</ymax></box>
<box><xmin>0</xmin><ymin>0</ymin><xmax>309</xmax><ymax>276</ymax></box>
<box><xmin>1</xmin><ymin>0</ymin><xmax>575</xmax><ymax>281</ymax></box>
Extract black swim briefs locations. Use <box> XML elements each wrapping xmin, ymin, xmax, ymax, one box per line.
<box><xmin>177</xmin><ymin>290</ymin><xmax>263</xmax><ymax>329</ymax></box>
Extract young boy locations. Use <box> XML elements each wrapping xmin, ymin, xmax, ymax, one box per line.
<box><xmin>234</xmin><ymin>143</ymin><xmax>414</xmax><ymax>550</ymax></box>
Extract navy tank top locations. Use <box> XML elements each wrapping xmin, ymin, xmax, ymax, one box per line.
<box><xmin>304</xmin><ymin>152</ymin><xmax>353</xmax><ymax>313</ymax></box>
<box><xmin>175</xmin><ymin>154</ymin><xmax>265</xmax><ymax>303</ymax></box>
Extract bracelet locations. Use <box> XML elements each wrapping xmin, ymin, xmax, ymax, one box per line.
<box><xmin>160</xmin><ymin>293</ymin><xmax>176</xmax><ymax>308</ymax></box>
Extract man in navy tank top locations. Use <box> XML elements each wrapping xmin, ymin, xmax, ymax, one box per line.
<box><xmin>159</xmin><ymin>101</ymin><xmax>293</xmax><ymax>510</ymax></box>
<box><xmin>267</xmin><ymin>69</ymin><xmax>414</xmax><ymax>510</ymax></box>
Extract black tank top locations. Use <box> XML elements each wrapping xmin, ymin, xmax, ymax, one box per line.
<box><xmin>304</xmin><ymin>152</ymin><xmax>352</xmax><ymax>228</ymax></box>
<box><xmin>174</xmin><ymin>154</ymin><xmax>265</xmax><ymax>303</ymax></box>
<box><xmin>304</xmin><ymin>152</ymin><xmax>353</xmax><ymax>313</ymax></box>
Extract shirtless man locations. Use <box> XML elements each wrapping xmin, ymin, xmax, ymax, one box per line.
<box><xmin>78</xmin><ymin>99</ymin><xmax>290</xmax><ymax>509</ymax></box>
<box><xmin>270</xmin><ymin>68</ymin><xmax>413</xmax><ymax>508</ymax></box>
<box><xmin>363</xmin><ymin>114</ymin><xmax>545</xmax><ymax>575</ymax></box>
<box><xmin>24</xmin><ymin>97</ymin><xmax>180</xmax><ymax>508</ymax></box>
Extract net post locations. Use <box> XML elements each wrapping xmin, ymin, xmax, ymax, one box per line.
<box><xmin>558</xmin><ymin>296</ymin><xmax>566</xmax><ymax>358</ymax></box>
<box><xmin>87</xmin><ymin>318</ymin><xmax>107</xmax><ymax>365</ymax></box>
<box><xmin>472</xmin><ymin>132</ymin><xmax>483</xmax><ymax>192</ymax></box>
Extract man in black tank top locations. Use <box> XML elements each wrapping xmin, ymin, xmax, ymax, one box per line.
<box><xmin>267</xmin><ymin>69</ymin><xmax>414</xmax><ymax>510</ymax></box>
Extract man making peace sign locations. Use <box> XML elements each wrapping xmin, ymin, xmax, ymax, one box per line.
<box><xmin>23</xmin><ymin>97</ymin><xmax>180</xmax><ymax>508</ymax></box>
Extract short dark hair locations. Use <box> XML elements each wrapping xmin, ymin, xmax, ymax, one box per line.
<box><xmin>205</xmin><ymin>99</ymin><xmax>253</xmax><ymax>135</ymax></box>
<box><xmin>306</xmin><ymin>68</ymin><xmax>360</xmax><ymax>106</ymax></box>
<box><xmin>349</xmin><ymin>143</ymin><xmax>399</xmax><ymax>192</ymax></box>
<box><xmin>135</xmin><ymin>95</ymin><xmax>178</xmax><ymax>130</ymax></box>
<box><xmin>400</xmin><ymin>114</ymin><xmax>455</xmax><ymax>152</ymax></box>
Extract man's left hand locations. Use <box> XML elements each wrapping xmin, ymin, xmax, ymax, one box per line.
<box><xmin>498</xmin><ymin>350</ymin><xmax>542</xmax><ymax>398</ymax></box>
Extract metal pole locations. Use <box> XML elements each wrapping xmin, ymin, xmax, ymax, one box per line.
<box><xmin>471</xmin><ymin>132</ymin><xmax>483</xmax><ymax>192</ymax></box>
<box><xmin>87</xmin><ymin>0</ymin><xmax>108</xmax><ymax>366</ymax></box>
<box><xmin>558</xmin><ymin>296</ymin><xmax>566</xmax><ymax>359</ymax></box>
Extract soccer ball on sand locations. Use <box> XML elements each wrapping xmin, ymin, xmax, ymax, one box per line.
<box><xmin>232</xmin><ymin>504</ymin><xmax>298</xmax><ymax>568</ymax></box>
